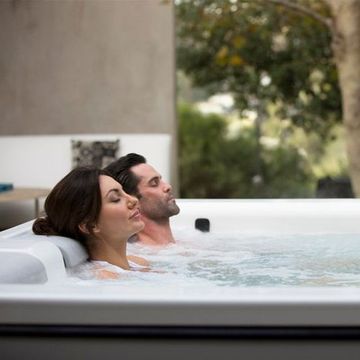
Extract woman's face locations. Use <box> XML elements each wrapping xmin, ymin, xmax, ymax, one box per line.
<box><xmin>95</xmin><ymin>175</ymin><xmax>144</xmax><ymax>241</ymax></box>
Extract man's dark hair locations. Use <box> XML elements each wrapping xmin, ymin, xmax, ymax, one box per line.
<box><xmin>104</xmin><ymin>153</ymin><xmax>146</xmax><ymax>197</ymax></box>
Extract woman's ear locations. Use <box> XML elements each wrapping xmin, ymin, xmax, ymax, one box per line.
<box><xmin>79</xmin><ymin>222</ymin><xmax>100</xmax><ymax>235</ymax></box>
<box><xmin>78</xmin><ymin>223</ymin><xmax>90</xmax><ymax>235</ymax></box>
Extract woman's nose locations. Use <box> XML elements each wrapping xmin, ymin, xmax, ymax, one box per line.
<box><xmin>127</xmin><ymin>194</ymin><xmax>138</xmax><ymax>207</ymax></box>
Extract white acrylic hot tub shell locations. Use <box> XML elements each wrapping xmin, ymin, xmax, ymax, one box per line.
<box><xmin>171</xmin><ymin>199</ymin><xmax>360</xmax><ymax>234</ymax></box>
<box><xmin>2</xmin><ymin>199</ymin><xmax>360</xmax><ymax>360</ymax></box>
<box><xmin>1</xmin><ymin>199</ymin><xmax>360</xmax><ymax>328</ymax></box>
<box><xmin>2</xmin><ymin>284</ymin><xmax>360</xmax><ymax>327</ymax></box>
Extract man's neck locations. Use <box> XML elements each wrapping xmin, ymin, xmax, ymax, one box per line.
<box><xmin>135</xmin><ymin>216</ymin><xmax>175</xmax><ymax>246</ymax></box>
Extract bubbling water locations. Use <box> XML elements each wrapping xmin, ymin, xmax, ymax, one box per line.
<box><xmin>68</xmin><ymin>227</ymin><xmax>360</xmax><ymax>288</ymax></box>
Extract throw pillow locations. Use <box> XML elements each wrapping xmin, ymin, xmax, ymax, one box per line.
<box><xmin>71</xmin><ymin>139</ymin><xmax>120</xmax><ymax>169</ymax></box>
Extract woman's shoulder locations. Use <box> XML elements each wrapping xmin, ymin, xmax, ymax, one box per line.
<box><xmin>70</xmin><ymin>258</ymin><xmax>149</xmax><ymax>280</ymax></box>
<box><xmin>72</xmin><ymin>260</ymin><xmax>126</xmax><ymax>280</ymax></box>
<box><xmin>127</xmin><ymin>254</ymin><xmax>150</xmax><ymax>267</ymax></box>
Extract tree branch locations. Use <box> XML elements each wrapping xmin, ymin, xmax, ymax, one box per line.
<box><xmin>259</xmin><ymin>0</ymin><xmax>333</xmax><ymax>31</ymax></box>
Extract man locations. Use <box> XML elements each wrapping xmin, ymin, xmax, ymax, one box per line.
<box><xmin>105</xmin><ymin>153</ymin><xmax>180</xmax><ymax>246</ymax></box>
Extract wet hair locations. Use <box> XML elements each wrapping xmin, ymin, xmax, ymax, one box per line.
<box><xmin>104</xmin><ymin>153</ymin><xmax>146</xmax><ymax>197</ymax></box>
<box><xmin>32</xmin><ymin>167</ymin><xmax>110</xmax><ymax>247</ymax></box>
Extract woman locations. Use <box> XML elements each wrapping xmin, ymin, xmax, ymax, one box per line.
<box><xmin>33</xmin><ymin>167</ymin><xmax>148</xmax><ymax>279</ymax></box>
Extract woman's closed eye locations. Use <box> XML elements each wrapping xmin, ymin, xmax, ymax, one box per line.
<box><xmin>106</xmin><ymin>188</ymin><xmax>123</xmax><ymax>203</ymax></box>
<box><xmin>108</xmin><ymin>192</ymin><xmax>121</xmax><ymax>202</ymax></box>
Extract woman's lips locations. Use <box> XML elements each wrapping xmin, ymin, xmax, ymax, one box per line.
<box><xmin>129</xmin><ymin>209</ymin><xmax>141</xmax><ymax>220</ymax></box>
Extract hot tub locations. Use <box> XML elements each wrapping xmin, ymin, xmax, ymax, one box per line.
<box><xmin>1</xmin><ymin>199</ymin><xmax>360</xmax><ymax>359</ymax></box>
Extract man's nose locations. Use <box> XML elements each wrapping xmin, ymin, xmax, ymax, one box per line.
<box><xmin>162</xmin><ymin>180</ymin><xmax>171</xmax><ymax>192</ymax></box>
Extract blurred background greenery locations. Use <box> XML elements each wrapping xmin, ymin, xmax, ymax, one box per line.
<box><xmin>175</xmin><ymin>0</ymin><xmax>350</xmax><ymax>198</ymax></box>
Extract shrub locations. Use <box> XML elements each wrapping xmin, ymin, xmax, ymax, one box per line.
<box><xmin>178</xmin><ymin>103</ymin><xmax>314</xmax><ymax>198</ymax></box>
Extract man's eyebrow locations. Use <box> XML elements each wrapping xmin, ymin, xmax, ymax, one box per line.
<box><xmin>147</xmin><ymin>175</ymin><xmax>161</xmax><ymax>184</ymax></box>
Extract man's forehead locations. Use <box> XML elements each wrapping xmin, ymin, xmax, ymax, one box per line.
<box><xmin>131</xmin><ymin>163</ymin><xmax>160</xmax><ymax>181</ymax></box>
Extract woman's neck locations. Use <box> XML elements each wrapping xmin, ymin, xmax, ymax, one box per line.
<box><xmin>89</xmin><ymin>236</ymin><xmax>130</xmax><ymax>270</ymax></box>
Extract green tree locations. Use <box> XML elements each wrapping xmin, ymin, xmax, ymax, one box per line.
<box><xmin>177</xmin><ymin>0</ymin><xmax>340</xmax><ymax>136</ymax></box>
<box><xmin>177</xmin><ymin>0</ymin><xmax>360</xmax><ymax>195</ymax></box>
<box><xmin>178</xmin><ymin>103</ymin><xmax>314</xmax><ymax>198</ymax></box>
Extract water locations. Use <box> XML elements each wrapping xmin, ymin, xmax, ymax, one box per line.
<box><xmin>69</xmin><ymin>228</ymin><xmax>360</xmax><ymax>288</ymax></box>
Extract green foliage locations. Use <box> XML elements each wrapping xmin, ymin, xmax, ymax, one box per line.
<box><xmin>176</xmin><ymin>0</ymin><xmax>341</xmax><ymax>137</ymax></box>
<box><xmin>178</xmin><ymin>103</ymin><xmax>315</xmax><ymax>198</ymax></box>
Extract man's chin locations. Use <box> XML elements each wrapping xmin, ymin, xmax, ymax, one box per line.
<box><xmin>169</xmin><ymin>203</ymin><xmax>180</xmax><ymax>216</ymax></box>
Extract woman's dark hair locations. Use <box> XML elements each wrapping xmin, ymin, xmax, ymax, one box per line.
<box><xmin>33</xmin><ymin>167</ymin><xmax>110</xmax><ymax>246</ymax></box>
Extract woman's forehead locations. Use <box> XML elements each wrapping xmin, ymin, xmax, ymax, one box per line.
<box><xmin>99</xmin><ymin>175</ymin><xmax>122</xmax><ymax>193</ymax></box>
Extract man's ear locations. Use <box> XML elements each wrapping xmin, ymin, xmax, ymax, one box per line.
<box><xmin>92</xmin><ymin>224</ymin><xmax>100</xmax><ymax>234</ymax></box>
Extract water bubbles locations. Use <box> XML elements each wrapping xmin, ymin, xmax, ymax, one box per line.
<box><xmin>69</xmin><ymin>229</ymin><xmax>360</xmax><ymax>288</ymax></box>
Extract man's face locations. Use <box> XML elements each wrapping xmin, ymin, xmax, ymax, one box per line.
<box><xmin>130</xmin><ymin>163</ymin><xmax>180</xmax><ymax>221</ymax></box>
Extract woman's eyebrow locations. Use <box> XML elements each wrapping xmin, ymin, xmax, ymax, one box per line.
<box><xmin>105</xmin><ymin>188</ymin><xmax>121</xmax><ymax>197</ymax></box>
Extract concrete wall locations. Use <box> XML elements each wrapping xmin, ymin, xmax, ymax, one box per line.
<box><xmin>0</xmin><ymin>0</ymin><xmax>177</xmax><ymax>228</ymax></box>
<box><xmin>0</xmin><ymin>0</ymin><xmax>175</xmax><ymax>134</ymax></box>
<box><xmin>0</xmin><ymin>0</ymin><xmax>177</xmax><ymax>185</ymax></box>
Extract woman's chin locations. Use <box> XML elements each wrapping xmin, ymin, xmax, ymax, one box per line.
<box><xmin>132</xmin><ymin>221</ymin><xmax>145</xmax><ymax>235</ymax></box>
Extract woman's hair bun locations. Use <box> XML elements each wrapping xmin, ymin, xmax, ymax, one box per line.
<box><xmin>32</xmin><ymin>217</ymin><xmax>58</xmax><ymax>236</ymax></box>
